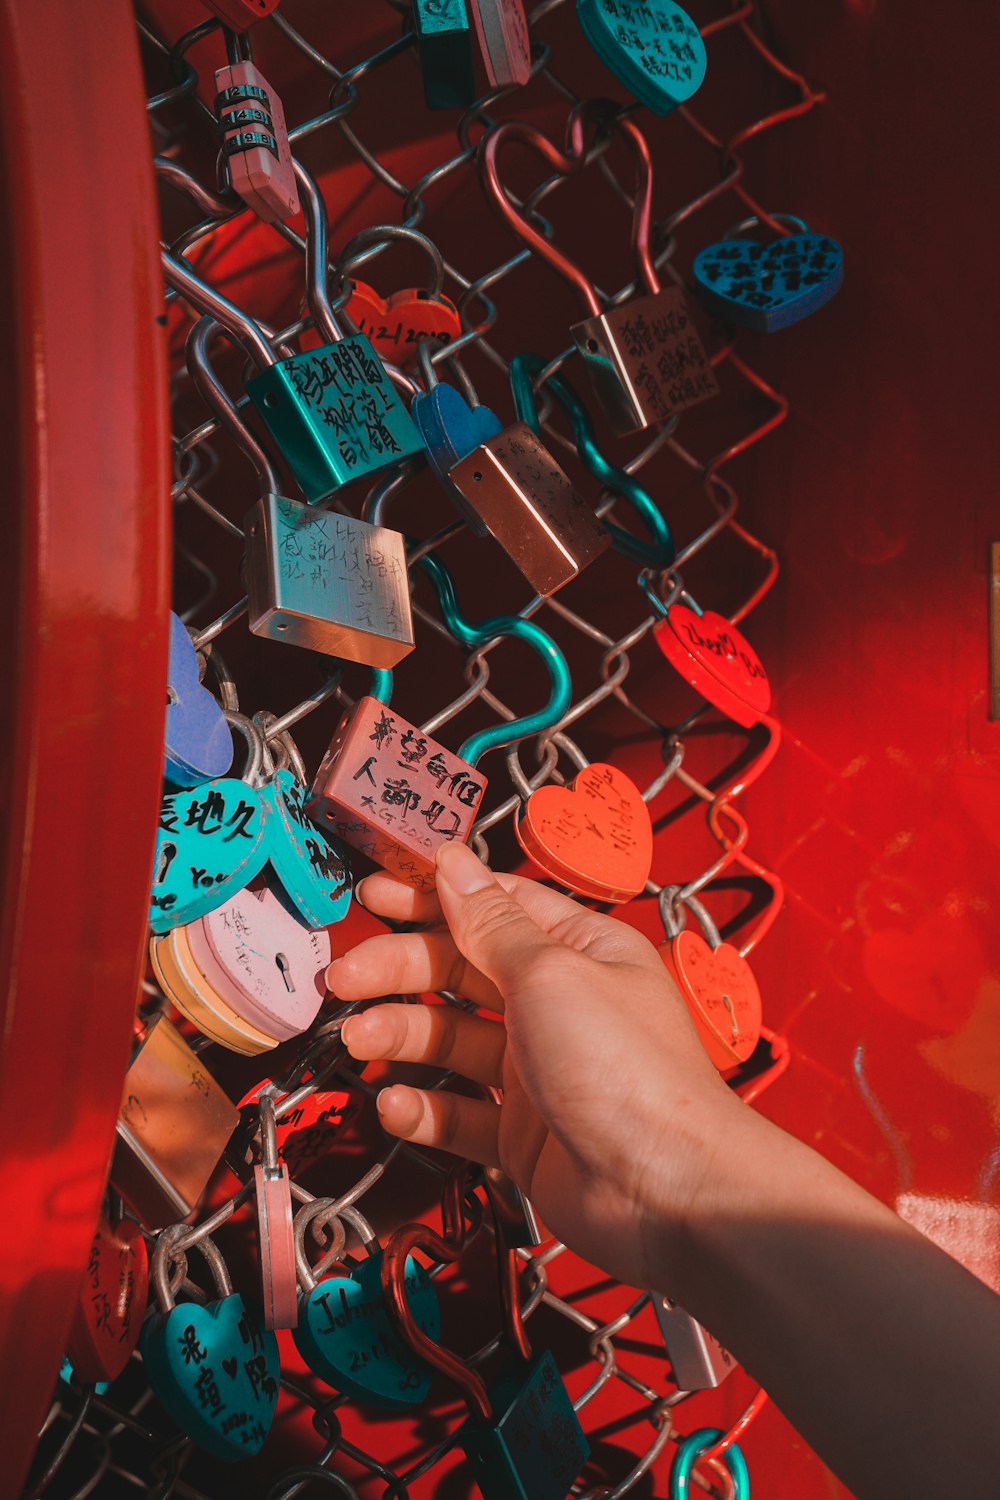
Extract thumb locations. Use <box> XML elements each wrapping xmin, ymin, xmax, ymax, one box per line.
<box><xmin>434</xmin><ymin>842</ymin><xmax>555</xmax><ymax>993</ymax></box>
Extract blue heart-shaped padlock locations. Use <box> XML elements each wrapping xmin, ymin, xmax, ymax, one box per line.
<box><xmin>164</xmin><ymin>613</ymin><xmax>234</xmax><ymax>788</ymax></box>
<box><xmin>692</xmin><ymin>229</ymin><xmax>844</xmax><ymax>332</ymax></box>
<box><xmin>141</xmin><ymin>1293</ymin><xmax>280</xmax><ymax>1461</ymax></box>
<box><xmin>293</xmin><ymin>1252</ymin><xmax>439</xmax><ymax>1410</ymax></box>
<box><xmin>149</xmin><ymin>780</ymin><xmax>269</xmax><ymax>934</ymax></box>
<box><xmin>263</xmin><ymin>769</ymin><xmax>353</xmax><ymax>929</ymax></box>
<box><xmin>576</xmin><ymin>0</ymin><xmax>706</xmax><ymax>116</ymax></box>
<box><xmin>412</xmin><ymin>382</ymin><xmax>503</xmax><ymax>537</ymax></box>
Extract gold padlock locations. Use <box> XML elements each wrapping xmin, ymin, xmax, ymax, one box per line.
<box><xmin>244</xmin><ymin>492</ymin><xmax>415</xmax><ymax>669</ymax></box>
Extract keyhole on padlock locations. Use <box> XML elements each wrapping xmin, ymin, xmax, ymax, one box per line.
<box><xmin>586</xmin><ymin>338</ymin><xmax>599</xmax><ymax>353</ymax></box>
<box><xmin>166</xmin><ymin>687</ymin><xmax>178</xmax><ymax>707</ymax></box>
<box><xmin>275</xmin><ymin>953</ymin><xmax>296</xmax><ymax>992</ymax></box>
<box><xmin>722</xmin><ymin>993</ymin><xmax>739</xmax><ymax>1039</ymax></box>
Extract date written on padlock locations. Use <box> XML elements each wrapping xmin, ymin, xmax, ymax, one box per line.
<box><xmin>245</xmin><ymin>493</ymin><xmax>414</xmax><ymax>668</ymax></box>
<box><xmin>215</xmin><ymin>61</ymin><xmax>299</xmax><ymax>224</ymax></box>
<box><xmin>307</xmin><ymin>696</ymin><xmax>486</xmax><ymax>891</ymax></box>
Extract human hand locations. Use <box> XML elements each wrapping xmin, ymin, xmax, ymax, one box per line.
<box><xmin>332</xmin><ymin>841</ymin><xmax>746</xmax><ymax>1292</ymax></box>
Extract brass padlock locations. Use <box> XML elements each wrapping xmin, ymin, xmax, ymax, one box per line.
<box><xmin>111</xmin><ymin>1016</ymin><xmax>239</xmax><ymax>1230</ymax></box>
<box><xmin>447</xmin><ymin>421</ymin><xmax>609</xmax><ymax>597</ymax></box>
<box><xmin>245</xmin><ymin>492</ymin><xmax>415</xmax><ymax>669</ymax></box>
<box><xmin>479</xmin><ymin>104</ymin><xmax>718</xmax><ymax>436</ymax></box>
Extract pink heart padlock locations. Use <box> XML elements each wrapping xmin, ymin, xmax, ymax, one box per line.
<box><xmin>184</xmin><ymin>883</ymin><xmax>332</xmax><ymax>1043</ymax></box>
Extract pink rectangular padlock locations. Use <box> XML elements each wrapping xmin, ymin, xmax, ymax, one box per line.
<box><xmin>306</xmin><ymin>697</ymin><xmax>487</xmax><ymax>891</ymax></box>
<box><xmin>214</xmin><ymin>60</ymin><xmax>300</xmax><ymax>224</ymax></box>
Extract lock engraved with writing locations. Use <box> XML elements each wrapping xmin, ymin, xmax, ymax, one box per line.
<box><xmin>245</xmin><ymin>493</ymin><xmax>415</xmax><ymax>668</ymax></box>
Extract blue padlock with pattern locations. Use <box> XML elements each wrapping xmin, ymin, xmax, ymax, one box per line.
<box><xmin>692</xmin><ymin>215</ymin><xmax>844</xmax><ymax>332</ymax></box>
<box><xmin>164</xmin><ymin>613</ymin><xmax>234</xmax><ymax>788</ymax></box>
<box><xmin>411</xmin><ymin>379</ymin><xmax>503</xmax><ymax>535</ymax></box>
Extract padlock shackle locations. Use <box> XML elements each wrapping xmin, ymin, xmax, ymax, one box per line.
<box><xmin>186</xmin><ymin>317</ymin><xmax>281</xmax><ymax>496</ymax></box>
<box><xmin>510</xmin><ymin>351</ymin><xmax>676</xmax><ymax>567</ymax></box>
<box><xmin>294</xmin><ymin>160</ymin><xmax>345</xmax><ymax>347</ymax></box>
<box><xmin>162</xmin><ymin>249</ymin><xmax>276</xmax><ymax>370</ymax></box>
<box><xmin>336</xmin><ymin>223</ymin><xmax>448</xmax><ymax>303</ymax></box>
<box><xmin>478</xmin><ymin>105</ymin><xmax>658</xmax><ymax>320</ymax></box>
<box><xmin>416</xmin><ymin>554</ymin><xmax>572</xmax><ymax>766</ymax></box>
<box><xmin>668</xmin><ymin>1427</ymin><xmax>750</xmax><ymax>1499</ymax></box>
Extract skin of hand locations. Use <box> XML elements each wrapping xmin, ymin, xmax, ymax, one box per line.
<box><xmin>331</xmin><ymin>839</ymin><xmax>748</xmax><ymax>1293</ymax></box>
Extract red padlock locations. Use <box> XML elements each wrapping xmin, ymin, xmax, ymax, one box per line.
<box><xmin>515</xmin><ymin>760</ymin><xmax>653</xmax><ymax>903</ymax></box>
<box><xmin>201</xmin><ymin>0</ymin><xmax>281</xmax><ymax>30</ymax></box>
<box><xmin>66</xmin><ymin>1215</ymin><xmax>149</xmax><ymax>1383</ymax></box>
<box><xmin>658</xmin><ymin>891</ymin><xmax>762</xmax><ymax>1070</ymax></box>
<box><xmin>653</xmin><ymin>602</ymin><xmax>771</xmax><ymax>728</ymax></box>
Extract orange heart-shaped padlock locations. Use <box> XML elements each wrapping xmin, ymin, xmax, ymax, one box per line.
<box><xmin>654</xmin><ymin>604</ymin><xmax>770</xmax><ymax>728</ymax></box>
<box><xmin>660</xmin><ymin>929</ymin><xmax>762</xmax><ymax>1070</ymax></box>
<box><xmin>66</xmin><ymin>1215</ymin><xmax>149</xmax><ymax>1383</ymax></box>
<box><xmin>302</xmin><ymin>280</ymin><xmax>462</xmax><ymax>369</ymax></box>
<box><xmin>515</xmin><ymin>762</ymin><xmax>653</xmax><ymax>903</ymax></box>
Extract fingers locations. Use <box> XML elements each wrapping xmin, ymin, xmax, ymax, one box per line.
<box><xmin>355</xmin><ymin>873</ymin><xmax>443</xmax><ymax>926</ymax></box>
<box><xmin>341</xmin><ymin>1003</ymin><xmax>505</xmax><ymax>1088</ymax></box>
<box><xmin>432</xmin><ymin>843</ymin><xmax>559</xmax><ymax>995</ymax></box>
<box><xmin>327</xmin><ymin>930</ymin><xmax>504</xmax><ymax>1011</ymax></box>
<box><xmin>376</xmin><ymin>1084</ymin><xmax>501</xmax><ymax>1167</ymax></box>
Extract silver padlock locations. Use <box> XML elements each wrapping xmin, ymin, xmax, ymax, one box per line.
<box><xmin>653</xmin><ymin>1295</ymin><xmax>736</xmax><ymax>1390</ymax></box>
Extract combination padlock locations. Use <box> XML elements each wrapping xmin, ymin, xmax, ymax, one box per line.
<box><xmin>214</xmin><ymin>59</ymin><xmax>299</xmax><ymax>223</ymax></box>
<box><xmin>244</xmin><ymin>491</ymin><xmax>415</xmax><ymax>668</ymax></box>
<box><xmin>292</xmin><ymin>1200</ymin><xmax>439</xmax><ymax>1409</ymax></box>
<box><xmin>649</xmin><ymin>586</ymin><xmax>772</xmax><ymax>729</ymax></box>
<box><xmin>575</xmin><ymin>0</ymin><xmax>706</xmax><ymax>117</ymax></box>
<box><xmin>470</xmin><ymin>0</ymin><xmax>531</xmax><ymax>88</ymax></box>
<box><xmin>254</xmin><ymin>1094</ymin><xmax>298</xmax><ymax>1330</ymax></box>
<box><xmin>693</xmin><ymin>213</ymin><xmax>844</xmax><ymax>332</ymax></box>
<box><xmin>164</xmin><ymin>611</ymin><xmax>234</xmax><ymax>789</ymax></box>
<box><xmin>110</xmin><ymin>1016</ymin><xmax>240</xmax><ymax>1229</ymax></box>
<box><xmin>142</xmin><ymin>1230</ymin><xmax>280</xmax><ymax>1462</ymax></box>
<box><xmin>480</xmin><ymin>104</ymin><xmax>718</xmax><ymax>436</ymax></box>
<box><xmin>383</xmin><ymin>1169</ymin><xmax>590</xmax><ymax>1500</ymax></box>
<box><xmin>66</xmin><ymin>1213</ymin><xmax>149</xmax><ymax>1384</ymax></box>
<box><xmin>413</xmin><ymin>0</ymin><xmax>477</xmax><ymax>110</ymax></box>
<box><xmin>658</xmin><ymin>888</ymin><xmax>762</xmax><ymax>1070</ymax></box>
<box><xmin>652</xmin><ymin>1295</ymin><xmax>736</xmax><ymax>1391</ymax></box>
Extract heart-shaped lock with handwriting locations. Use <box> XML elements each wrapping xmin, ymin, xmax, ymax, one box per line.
<box><xmin>654</xmin><ymin>604</ymin><xmax>770</xmax><ymax>728</ymax></box>
<box><xmin>515</xmin><ymin>762</ymin><xmax>653</xmax><ymax>903</ymax></box>
<box><xmin>238</xmin><ymin>1081</ymin><xmax>361</xmax><ymax>1177</ymax></box>
<box><xmin>66</xmin><ymin>1216</ymin><xmax>148</xmax><ymax>1383</ymax></box>
<box><xmin>693</xmin><ymin>226</ymin><xmax>844</xmax><ymax>332</ymax></box>
<box><xmin>151</xmin><ymin>921</ymin><xmax>280</xmax><ymax>1055</ymax></box>
<box><xmin>302</xmin><ymin>281</ymin><xmax>462</xmax><ymax>370</ymax></box>
<box><xmin>263</xmin><ymin>769</ymin><xmax>352</xmax><ymax>928</ymax></box>
<box><xmin>576</xmin><ymin>0</ymin><xmax>706</xmax><ymax>116</ymax></box>
<box><xmin>660</xmin><ymin>931</ymin><xmax>762</xmax><ymax>1070</ymax></box>
<box><xmin>149</xmin><ymin>780</ymin><xmax>269</xmax><ymax>934</ymax></box>
<box><xmin>185</xmin><ymin>884</ymin><xmax>331</xmax><ymax>1043</ymax></box>
<box><xmin>164</xmin><ymin>613</ymin><xmax>233</xmax><ymax>789</ymax></box>
<box><xmin>142</xmin><ymin>1233</ymin><xmax>280</xmax><ymax>1462</ymax></box>
<box><xmin>294</xmin><ymin>1253</ymin><xmax>439</xmax><ymax>1410</ymax></box>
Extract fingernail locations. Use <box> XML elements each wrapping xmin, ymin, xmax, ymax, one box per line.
<box><xmin>375</xmin><ymin>1086</ymin><xmax>392</xmax><ymax>1114</ymax></box>
<box><xmin>436</xmin><ymin>841</ymin><xmax>493</xmax><ymax>895</ymax></box>
<box><xmin>353</xmin><ymin>879</ymin><xmax>369</xmax><ymax>911</ymax></box>
<box><xmin>340</xmin><ymin>1017</ymin><xmax>356</xmax><ymax>1048</ymax></box>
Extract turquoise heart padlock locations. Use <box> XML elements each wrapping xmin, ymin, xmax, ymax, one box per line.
<box><xmin>141</xmin><ymin>1230</ymin><xmax>280</xmax><ymax>1462</ymax></box>
<box><xmin>263</xmin><ymin>767</ymin><xmax>353</xmax><ymax>929</ymax></box>
<box><xmin>692</xmin><ymin>214</ymin><xmax>844</xmax><ymax>332</ymax></box>
<box><xmin>576</xmin><ymin>0</ymin><xmax>706</xmax><ymax>116</ymax></box>
<box><xmin>292</xmin><ymin>1200</ymin><xmax>439</xmax><ymax>1411</ymax></box>
<box><xmin>411</xmin><ymin>378</ymin><xmax>503</xmax><ymax>537</ymax></box>
<box><xmin>164</xmin><ymin>612</ymin><xmax>234</xmax><ymax>788</ymax></box>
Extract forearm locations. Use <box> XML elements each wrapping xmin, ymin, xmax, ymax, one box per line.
<box><xmin>658</xmin><ymin>1103</ymin><xmax>1000</xmax><ymax>1499</ymax></box>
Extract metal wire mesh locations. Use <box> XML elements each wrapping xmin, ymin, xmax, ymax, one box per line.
<box><xmin>26</xmin><ymin>2</ymin><xmax>825</xmax><ymax>1495</ymax></box>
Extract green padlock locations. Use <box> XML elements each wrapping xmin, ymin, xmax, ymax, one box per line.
<box><xmin>382</xmin><ymin>1166</ymin><xmax>590</xmax><ymax>1500</ymax></box>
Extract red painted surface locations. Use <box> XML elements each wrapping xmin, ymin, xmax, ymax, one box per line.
<box><xmin>0</xmin><ymin>4</ymin><xmax>170</xmax><ymax>1495</ymax></box>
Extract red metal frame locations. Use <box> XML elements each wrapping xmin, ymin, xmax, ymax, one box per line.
<box><xmin>0</xmin><ymin>7</ymin><xmax>170</xmax><ymax>1495</ymax></box>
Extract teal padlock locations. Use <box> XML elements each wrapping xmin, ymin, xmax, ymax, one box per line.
<box><xmin>413</xmin><ymin>0</ymin><xmax>477</xmax><ymax>110</ymax></box>
<box><xmin>576</xmin><ymin>0</ymin><xmax>706</xmax><ymax>116</ymax></box>
<box><xmin>291</xmin><ymin>1200</ymin><xmax>440</xmax><ymax>1410</ymax></box>
<box><xmin>141</xmin><ymin>1231</ymin><xmax>280</xmax><ymax>1462</ymax></box>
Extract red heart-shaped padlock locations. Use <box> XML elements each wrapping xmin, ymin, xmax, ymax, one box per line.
<box><xmin>660</xmin><ymin>930</ymin><xmax>762</xmax><ymax>1070</ymax></box>
<box><xmin>654</xmin><ymin>605</ymin><xmax>770</xmax><ymax>728</ymax></box>
<box><xmin>515</xmin><ymin>762</ymin><xmax>653</xmax><ymax>903</ymax></box>
<box><xmin>301</xmin><ymin>280</ymin><xmax>462</xmax><ymax>369</ymax></box>
<box><xmin>66</xmin><ymin>1216</ymin><xmax>149</xmax><ymax>1383</ymax></box>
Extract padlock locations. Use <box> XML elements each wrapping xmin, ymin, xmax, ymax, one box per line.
<box><xmin>413</xmin><ymin>0</ymin><xmax>477</xmax><ymax>110</ymax></box>
<box><xmin>575</xmin><ymin>0</ymin><xmax>706</xmax><ymax>117</ymax></box>
<box><xmin>150</xmin><ymin>913</ymin><xmax>280</xmax><ymax>1056</ymax></box>
<box><xmin>244</xmin><ymin>491</ymin><xmax>415</xmax><ymax>668</ymax></box>
<box><xmin>200</xmin><ymin>0</ymin><xmax>281</xmax><ymax>29</ymax></box>
<box><xmin>142</xmin><ymin>1230</ymin><xmax>280</xmax><ymax>1461</ymax></box>
<box><xmin>480</xmin><ymin>105</ymin><xmax>718</xmax><ymax>436</ymax></box>
<box><xmin>292</xmin><ymin>1200</ymin><xmax>439</xmax><ymax>1409</ymax></box>
<box><xmin>254</xmin><ymin>1094</ymin><xmax>298</xmax><ymax>1330</ymax></box>
<box><xmin>693</xmin><ymin>213</ymin><xmax>844</xmax><ymax>332</ymax></box>
<box><xmin>510</xmin><ymin>350</ymin><xmax>675</xmax><ymax>567</ymax></box>
<box><xmin>657</xmin><ymin>888</ymin><xmax>762</xmax><ymax>1070</ymax></box>
<box><xmin>111</xmin><ymin>1016</ymin><xmax>240</xmax><ymax>1229</ymax></box>
<box><xmin>235</xmin><ymin>1079</ymin><xmax>361</xmax><ymax>1178</ymax></box>
<box><xmin>651</xmin><ymin>594</ymin><xmax>771</xmax><ymax>729</ymax></box>
<box><xmin>383</xmin><ymin>1168</ymin><xmax>590</xmax><ymax>1500</ymax></box>
<box><xmin>470</xmin><ymin>0</ymin><xmax>531</xmax><ymax>88</ymax></box>
<box><xmin>652</xmin><ymin>1296</ymin><xmax>736</xmax><ymax>1390</ymax></box>
<box><xmin>215</xmin><ymin>60</ymin><xmax>300</xmax><ymax>223</ymax></box>
<box><xmin>307</xmin><ymin>694</ymin><xmax>487</xmax><ymax>892</ymax></box>
<box><xmin>164</xmin><ymin>611</ymin><xmax>234</xmax><ymax>788</ymax></box>
<box><xmin>65</xmin><ymin>1214</ymin><xmax>149</xmax><ymax>1384</ymax></box>
<box><xmin>446</xmin><ymin>421</ymin><xmax>610</xmax><ymax>597</ymax></box>
<box><xmin>515</xmin><ymin>757</ymin><xmax>653</xmax><ymax>904</ymax></box>
<box><xmin>411</xmin><ymin>365</ymin><xmax>503</xmax><ymax>536</ymax></box>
